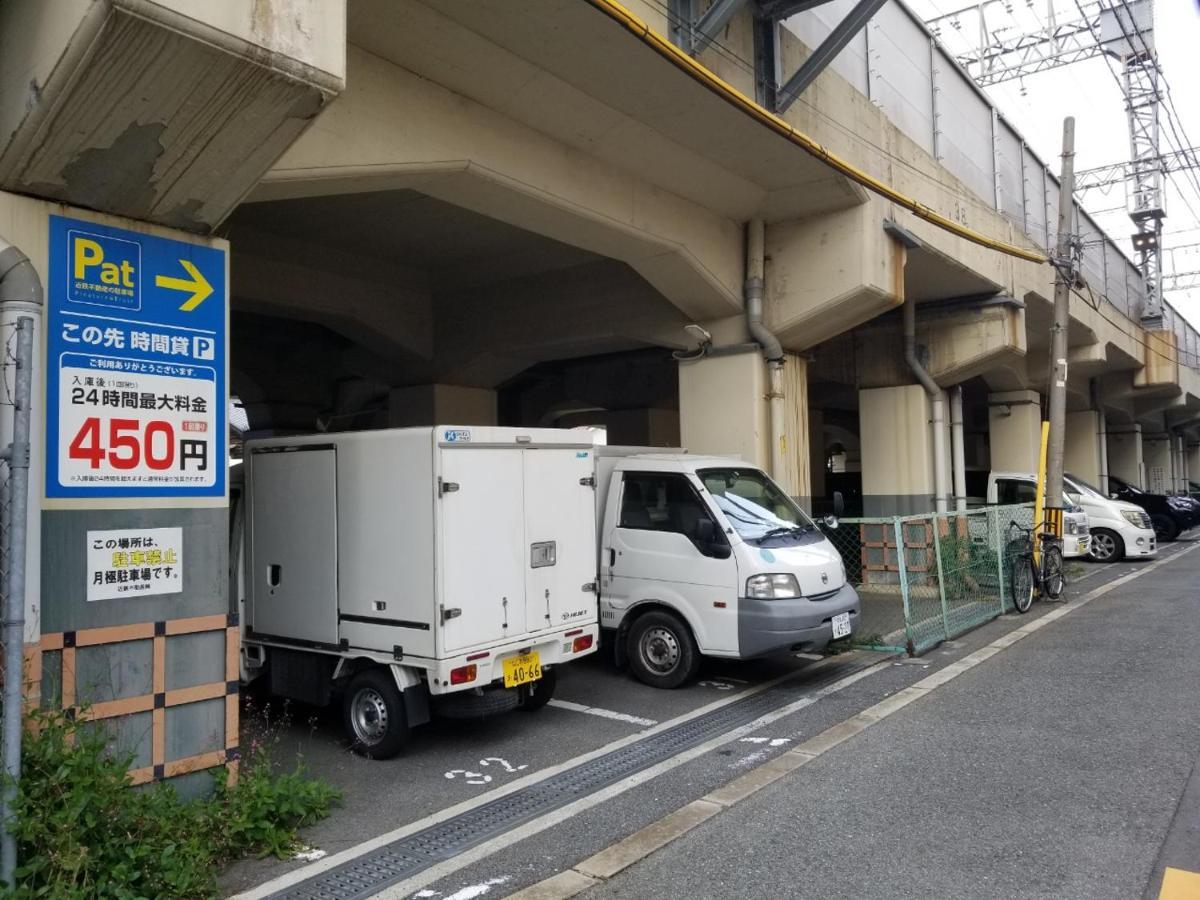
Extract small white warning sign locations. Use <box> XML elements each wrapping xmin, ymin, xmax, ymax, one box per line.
<box><xmin>87</xmin><ymin>527</ymin><xmax>183</xmax><ymax>602</ymax></box>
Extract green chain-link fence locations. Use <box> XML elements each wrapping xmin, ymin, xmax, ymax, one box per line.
<box><xmin>823</xmin><ymin>503</ymin><xmax>1036</xmax><ymax>654</ymax></box>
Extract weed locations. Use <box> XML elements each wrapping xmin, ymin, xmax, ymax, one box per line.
<box><xmin>6</xmin><ymin>706</ymin><xmax>340</xmax><ymax>898</ymax></box>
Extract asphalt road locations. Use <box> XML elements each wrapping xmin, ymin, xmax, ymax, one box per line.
<box><xmin>583</xmin><ymin>538</ymin><xmax>1200</xmax><ymax>900</ymax></box>
<box><xmin>221</xmin><ymin>541</ymin><xmax>1196</xmax><ymax>899</ymax></box>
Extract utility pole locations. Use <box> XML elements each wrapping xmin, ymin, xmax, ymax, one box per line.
<box><xmin>1045</xmin><ymin>117</ymin><xmax>1076</xmax><ymax>520</ymax></box>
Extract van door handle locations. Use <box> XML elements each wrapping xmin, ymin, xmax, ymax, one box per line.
<box><xmin>608</xmin><ymin>548</ymin><xmax>616</xmax><ymax>567</ymax></box>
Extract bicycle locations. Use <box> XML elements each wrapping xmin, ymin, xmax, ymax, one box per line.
<box><xmin>1005</xmin><ymin>521</ymin><xmax>1066</xmax><ymax>613</ymax></box>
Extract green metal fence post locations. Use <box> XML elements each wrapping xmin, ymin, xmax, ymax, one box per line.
<box><xmin>930</xmin><ymin>514</ymin><xmax>951</xmax><ymax>641</ymax></box>
<box><xmin>992</xmin><ymin>507</ymin><xmax>1007</xmax><ymax>614</ymax></box>
<box><xmin>894</xmin><ymin>517</ymin><xmax>916</xmax><ymax>655</ymax></box>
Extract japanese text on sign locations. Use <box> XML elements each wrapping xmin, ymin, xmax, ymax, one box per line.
<box><xmin>86</xmin><ymin>528</ymin><xmax>183</xmax><ymax>601</ymax></box>
<box><xmin>47</xmin><ymin>216</ymin><xmax>226</xmax><ymax>499</ymax></box>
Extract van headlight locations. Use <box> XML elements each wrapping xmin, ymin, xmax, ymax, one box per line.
<box><xmin>1065</xmin><ymin>520</ymin><xmax>1078</xmax><ymax>535</ymax></box>
<box><xmin>1121</xmin><ymin>510</ymin><xmax>1145</xmax><ymax>527</ymax></box>
<box><xmin>746</xmin><ymin>574</ymin><xmax>801</xmax><ymax>599</ymax></box>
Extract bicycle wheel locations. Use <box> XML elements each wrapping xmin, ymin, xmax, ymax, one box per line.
<box><xmin>1041</xmin><ymin>543</ymin><xmax>1066</xmax><ymax>600</ymax></box>
<box><xmin>1009</xmin><ymin>548</ymin><xmax>1035</xmax><ymax>613</ymax></box>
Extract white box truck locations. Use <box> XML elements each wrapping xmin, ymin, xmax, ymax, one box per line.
<box><xmin>233</xmin><ymin>426</ymin><xmax>600</xmax><ymax>758</ymax></box>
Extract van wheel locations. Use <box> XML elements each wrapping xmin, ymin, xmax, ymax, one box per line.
<box><xmin>628</xmin><ymin>610</ymin><xmax>700</xmax><ymax>689</ymax></box>
<box><xmin>343</xmin><ymin>669</ymin><xmax>409</xmax><ymax>759</ymax></box>
<box><xmin>1088</xmin><ymin>529</ymin><xmax>1123</xmax><ymax>562</ymax></box>
<box><xmin>518</xmin><ymin>667</ymin><xmax>557</xmax><ymax>711</ymax></box>
<box><xmin>1151</xmin><ymin>514</ymin><xmax>1179</xmax><ymax>542</ymax></box>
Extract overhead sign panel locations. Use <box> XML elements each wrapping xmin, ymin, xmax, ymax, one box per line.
<box><xmin>47</xmin><ymin>215</ymin><xmax>227</xmax><ymax>499</ymax></box>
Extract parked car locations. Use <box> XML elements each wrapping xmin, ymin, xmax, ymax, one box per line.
<box><xmin>986</xmin><ymin>472</ymin><xmax>1091</xmax><ymax>558</ymax></box>
<box><xmin>1063</xmin><ymin>473</ymin><xmax>1156</xmax><ymax>562</ymax></box>
<box><xmin>1107</xmin><ymin>475</ymin><xmax>1200</xmax><ymax>542</ymax></box>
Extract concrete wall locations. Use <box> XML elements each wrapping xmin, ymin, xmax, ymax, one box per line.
<box><xmin>678</xmin><ymin>351</ymin><xmax>812</xmax><ymax>500</ymax></box>
<box><xmin>860</xmin><ymin>384</ymin><xmax>944</xmax><ymax>516</ymax></box>
<box><xmin>988</xmin><ymin>391</ymin><xmax>1041</xmax><ymax>474</ymax></box>
<box><xmin>388</xmin><ymin>384</ymin><xmax>498</xmax><ymax>427</ymax></box>
<box><xmin>1143</xmin><ymin>434</ymin><xmax>1172</xmax><ymax>493</ymax></box>
<box><xmin>1065</xmin><ymin>411</ymin><xmax>1102</xmax><ymax>486</ymax></box>
<box><xmin>1108</xmin><ymin>427</ymin><xmax>1144</xmax><ymax>488</ymax></box>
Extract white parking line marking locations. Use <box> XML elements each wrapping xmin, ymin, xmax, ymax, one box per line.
<box><xmin>234</xmin><ymin>663</ymin><xmax>820</xmax><ymax>899</ymax></box>
<box><xmin>547</xmin><ymin>700</ymin><xmax>658</xmax><ymax>728</ymax></box>
<box><xmin>234</xmin><ymin>657</ymin><xmax>886</xmax><ymax>900</ymax></box>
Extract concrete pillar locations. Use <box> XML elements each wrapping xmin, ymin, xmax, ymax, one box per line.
<box><xmin>807</xmin><ymin>408</ymin><xmax>826</xmax><ymax>512</ymax></box>
<box><xmin>1108</xmin><ymin>427</ymin><xmax>1144</xmax><ymax>488</ymax></box>
<box><xmin>1189</xmin><ymin>442</ymin><xmax>1200</xmax><ymax>489</ymax></box>
<box><xmin>987</xmin><ymin>390</ymin><xmax>1041</xmax><ymax>473</ymax></box>
<box><xmin>678</xmin><ymin>351</ymin><xmax>810</xmax><ymax>499</ymax></box>
<box><xmin>1143</xmin><ymin>434</ymin><xmax>1171</xmax><ymax>493</ymax></box>
<box><xmin>860</xmin><ymin>384</ymin><xmax>948</xmax><ymax>516</ymax></box>
<box><xmin>389</xmin><ymin>384</ymin><xmax>497</xmax><ymax>427</ymax></box>
<box><xmin>1064</xmin><ymin>410</ymin><xmax>1102</xmax><ymax>486</ymax></box>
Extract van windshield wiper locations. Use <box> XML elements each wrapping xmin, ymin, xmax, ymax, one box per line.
<box><xmin>758</xmin><ymin>524</ymin><xmax>808</xmax><ymax>540</ymax></box>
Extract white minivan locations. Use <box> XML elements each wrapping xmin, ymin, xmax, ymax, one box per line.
<box><xmin>1063</xmin><ymin>472</ymin><xmax>1157</xmax><ymax>562</ymax></box>
<box><xmin>987</xmin><ymin>472</ymin><xmax>1091</xmax><ymax>558</ymax></box>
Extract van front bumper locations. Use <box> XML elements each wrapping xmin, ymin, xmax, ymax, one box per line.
<box><xmin>738</xmin><ymin>583</ymin><xmax>861</xmax><ymax>658</ymax></box>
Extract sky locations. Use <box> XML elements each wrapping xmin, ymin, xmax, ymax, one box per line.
<box><xmin>904</xmin><ymin>0</ymin><xmax>1200</xmax><ymax>327</ymax></box>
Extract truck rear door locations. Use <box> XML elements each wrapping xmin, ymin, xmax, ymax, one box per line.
<box><xmin>522</xmin><ymin>448</ymin><xmax>598</xmax><ymax>632</ymax></box>
<box><xmin>247</xmin><ymin>448</ymin><xmax>339</xmax><ymax>646</ymax></box>
<box><xmin>439</xmin><ymin>448</ymin><xmax>527</xmax><ymax>652</ymax></box>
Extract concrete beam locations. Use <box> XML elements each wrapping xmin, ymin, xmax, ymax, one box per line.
<box><xmin>257</xmin><ymin>46</ymin><xmax>744</xmax><ymax>322</ymax></box>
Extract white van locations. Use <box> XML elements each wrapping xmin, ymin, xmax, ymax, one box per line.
<box><xmin>596</xmin><ymin>449</ymin><xmax>860</xmax><ymax>688</ymax></box>
<box><xmin>987</xmin><ymin>472</ymin><xmax>1091</xmax><ymax>558</ymax></box>
<box><xmin>1063</xmin><ymin>472</ymin><xmax>1157</xmax><ymax>562</ymax></box>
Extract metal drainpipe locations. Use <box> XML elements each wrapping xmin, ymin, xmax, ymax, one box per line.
<box><xmin>1092</xmin><ymin>380</ymin><xmax>1109</xmax><ymax>496</ymax></box>
<box><xmin>950</xmin><ymin>385</ymin><xmax>966</xmax><ymax>513</ymax></box>
<box><xmin>903</xmin><ymin>296</ymin><xmax>948</xmax><ymax>514</ymax></box>
<box><xmin>745</xmin><ymin>219</ymin><xmax>787</xmax><ymax>485</ymax></box>
<box><xmin>0</xmin><ymin>235</ymin><xmax>41</xmax><ymax>886</ymax></box>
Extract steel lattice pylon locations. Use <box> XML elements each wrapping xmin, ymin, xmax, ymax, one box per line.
<box><xmin>926</xmin><ymin>0</ymin><xmax>1169</xmax><ymax>325</ymax></box>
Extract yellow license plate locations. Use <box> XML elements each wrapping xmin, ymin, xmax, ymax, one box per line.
<box><xmin>502</xmin><ymin>651</ymin><xmax>542</xmax><ymax>688</ymax></box>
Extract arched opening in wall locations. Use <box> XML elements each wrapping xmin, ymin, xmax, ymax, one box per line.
<box><xmin>497</xmin><ymin>349</ymin><xmax>680</xmax><ymax>448</ymax></box>
<box><xmin>224</xmin><ymin>190</ymin><xmax>690</xmax><ymax>438</ymax></box>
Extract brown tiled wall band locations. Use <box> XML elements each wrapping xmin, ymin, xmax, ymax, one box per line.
<box><xmin>37</xmin><ymin>613</ymin><xmax>240</xmax><ymax>785</ymax></box>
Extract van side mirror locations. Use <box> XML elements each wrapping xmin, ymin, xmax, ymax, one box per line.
<box><xmin>693</xmin><ymin>518</ymin><xmax>731</xmax><ymax>559</ymax></box>
<box><xmin>833</xmin><ymin>491</ymin><xmax>845</xmax><ymax>518</ymax></box>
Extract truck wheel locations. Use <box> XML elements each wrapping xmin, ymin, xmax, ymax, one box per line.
<box><xmin>1087</xmin><ymin>529</ymin><xmax>1123</xmax><ymax>562</ymax></box>
<box><xmin>343</xmin><ymin>669</ymin><xmax>409</xmax><ymax>759</ymax></box>
<box><xmin>627</xmin><ymin>610</ymin><xmax>699</xmax><ymax>689</ymax></box>
<box><xmin>1151</xmin><ymin>514</ymin><xmax>1179</xmax><ymax>542</ymax></box>
<box><xmin>518</xmin><ymin>667</ymin><xmax>557</xmax><ymax>711</ymax></box>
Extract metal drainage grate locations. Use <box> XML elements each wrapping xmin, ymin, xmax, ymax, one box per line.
<box><xmin>272</xmin><ymin>658</ymin><xmax>872</xmax><ymax>900</ymax></box>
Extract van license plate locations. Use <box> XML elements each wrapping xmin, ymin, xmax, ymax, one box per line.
<box><xmin>503</xmin><ymin>652</ymin><xmax>542</xmax><ymax>688</ymax></box>
<box><xmin>831</xmin><ymin>612</ymin><xmax>851</xmax><ymax>639</ymax></box>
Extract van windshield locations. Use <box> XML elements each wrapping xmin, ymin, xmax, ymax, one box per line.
<box><xmin>698</xmin><ymin>468</ymin><xmax>814</xmax><ymax>542</ymax></box>
<box><xmin>1064</xmin><ymin>473</ymin><xmax>1107</xmax><ymax>502</ymax></box>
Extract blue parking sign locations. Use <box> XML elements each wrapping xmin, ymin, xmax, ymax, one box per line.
<box><xmin>46</xmin><ymin>216</ymin><xmax>227</xmax><ymax>499</ymax></box>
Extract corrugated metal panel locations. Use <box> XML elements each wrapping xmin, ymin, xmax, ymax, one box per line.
<box><xmin>869</xmin><ymin>6</ymin><xmax>934</xmax><ymax>155</ymax></box>
<box><xmin>1127</xmin><ymin>259</ymin><xmax>1147</xmax><ymax>318</ymax></box>
<box><xmin>994</xmin><ymin>118</ymin><xmax>1023</xmax><ymax>227</ymax></box>
<box><xmin>937</xmin><ymin>65</ymin><xmax>994</xmax><ymax>204</ymax></box>
<box><xmin>1078</xmin><ymin>210</ymin><xmax>1106</xmax><ymax>298</ymax></box>
<box><xmin>1105</xmin><ymin>243</ymin><xmax>1130</xmax><ymax>317</ymax></box>
<box><xmin>783</xmin><ymin>0</ymin><xmax>869</xmax><ymax>95</ymax></box>
<box><xmin>1021</xmin><ymin>146</ymin><xmax>1047</xmax><ymax>249</ymax></box>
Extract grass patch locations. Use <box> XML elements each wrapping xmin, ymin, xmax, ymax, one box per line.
<box><xmin>7</xmin><ymin>706</ymin><xmax>340</xmax><ymax>898</ymax></box>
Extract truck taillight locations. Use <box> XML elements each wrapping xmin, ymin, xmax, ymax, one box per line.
<box><xmin>572</xmin><ymin>635</ymin><xmax>594</xmax><ymax>653</ymax></box>
<box><xmin>450</xmin><ymin>664</ymin><xmax>477</xmax><ymax>685</ymax></box>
